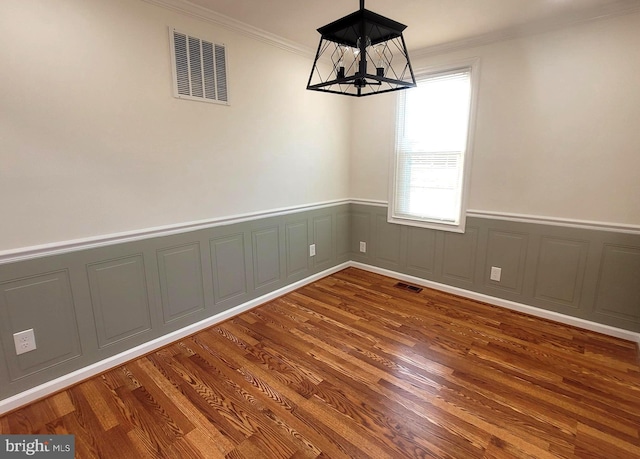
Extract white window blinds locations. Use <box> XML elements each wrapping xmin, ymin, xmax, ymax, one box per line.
<box><xmin>391</xmin><ymin>68</ymin><xmax>472</xmax><ymax>230</ymax></box>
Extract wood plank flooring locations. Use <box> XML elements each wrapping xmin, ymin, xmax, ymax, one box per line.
<box><xmin>1</xmin><ymin>268</ymin><xmax>639</xmax><ymax>458</ymax></box>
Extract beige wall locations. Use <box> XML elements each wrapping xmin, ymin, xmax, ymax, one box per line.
<box><xmin>2</xmin><ymin>1</ymin><xmax>639</xmax><ymax>254</ymax></box>
<box><xmin>350</xmin><ymin>11</ymin><xmax>640</xmax><ymax>226</ymax></box>
<box><xmin>0</xmin><ymin>0</ymin><xmax>351</xmax><ymax>251</ymax></box>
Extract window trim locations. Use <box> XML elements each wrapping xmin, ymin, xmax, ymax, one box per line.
<box><xmin>388</xmin><ymin>58</ymin><xmax>480</xmax><ymax>233</ymax></box>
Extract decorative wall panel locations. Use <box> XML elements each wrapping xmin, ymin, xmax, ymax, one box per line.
<box><xmin>252</xmin><ymin>226</ymin><xmax>281</xmax><ymax>290</ymax></box>
<box><xmin>0</xmin><ymin>270</ymin><xmax>81</xmax><ymax>381</ymax></box>
<box><xmin>594</xmin><ymin>244</ymin><xmax>640</xmax><ymax>324</ymax></box>
<box><xmin>374</xmin><ymin>215</ymin><xmax>401</xmax><ymax>269</ymax></box>
<box><xmin>285</xmin><ymin>221</ymin><xmax>308</xmax><ymax>278</ymax></box>
<box><xmin>351</xmin><ymin>212</ymin><xmax>370</xmax><ymax>258</ymax></box>
<box><xmin>485</xmin><ymin>230</ymin><xmax>528</xmax><ymax>294</ymax></box>
<box><xmin>157</xmin><ymin>243</ymin><xmax>205</xmax><ymax>324</ymax></box>
<box><xmin>534</xmin><ymin>237</ymin><xmax>588</xmax><ymax>309</ymax></box>
<box><xmin>405</xmin><ymin>227</ymin><xmax>437</xmax><ymax>277</ymax></box>
<box><xmin>87</xmin><ymin>256</ymin><xmax>151</xmax><ymax>348</ymax></box>
<box><xmin>0</xmin><ymin>341</ymin><xmax>7</xmax><ymax>388</ymax></box>
<box><xmin>442</xmin><ymin>227</ymin><xmax>479</xmax><ymax>285</ymax></box>
<box><xmin>313</xmin><ymin>215</ymin><xmax>333</xmax><ymax>269</ymax></box>
<box><xmin>336</xmin><ymin>211</ymin><xmax>350</xmax><ymax>258</ymax></box>
<box><xmin>210</xmin><ymin>233</ymin><xmax>247</xmax><ymax>303</ymax></box>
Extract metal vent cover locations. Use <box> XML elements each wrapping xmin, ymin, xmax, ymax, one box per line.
<box><xmin>394</xmin><ymin>282</ymin><xmax>423</xmax><ymax>293</ymax></box>
<box><xmin>170</xmin><ymin>28</ymin><xmax>228</xmax><ymax>105</ymax></box>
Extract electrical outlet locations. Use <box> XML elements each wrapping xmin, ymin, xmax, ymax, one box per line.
<box><xmin>490</xmin><ymin>266</ymin><xmax>502</xmax><ymax>282</ymax></box>
<box><xmin>359</xmin><ymin>241</ymin><xmax>367</xmax><ymax>253</ymax></box>
<box><xmin>309</xmin><ymin>244</ymin><xmax>316</xmax><ymax>257</ymax></box>
<box><xmin>14</xmin><ymin>329</ymin><xmax>37</xmax><ymax>355</ymax></box>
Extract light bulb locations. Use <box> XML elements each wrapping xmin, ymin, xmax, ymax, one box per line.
<box><xmin>355</xmin><ymin>36</ymin><xmax>371</xmax><ymax>55</ymax></box>
<box><xmin>374</xmin><ymin>45</ymin><xmax>385</xmax><ymax>77</ymax></box>
<box><xmin>336</xmin><ymin>46</ymin><xmax>347</xmax><ymax>79</ymax></box>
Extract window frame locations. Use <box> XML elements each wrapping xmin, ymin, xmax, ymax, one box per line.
<box><xmin>388</xmin><ymin>58</ymin><xmax>480</xmax><ymax>233</ymax></box>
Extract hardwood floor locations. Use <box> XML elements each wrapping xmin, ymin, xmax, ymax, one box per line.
<box><xmin>1</xmin><ymin>268</ymin><xmax>639</xmax><ymax>458</ymax></box>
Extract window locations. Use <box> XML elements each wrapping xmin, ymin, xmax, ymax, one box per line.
<box><xmin>389</xmin><ymin>62</ymin><xmax>477</xmax><ymax>232</ymax></box>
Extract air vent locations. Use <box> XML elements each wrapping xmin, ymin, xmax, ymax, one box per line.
<box><xmin>394</xmin><ymin>282</ymin><xmax>423</xmax><ymax>293</ymax></box>
<box><xmin>170</xmin><ymin>28</ymin><xmax>229</xmax><ymax>105</ymax></box>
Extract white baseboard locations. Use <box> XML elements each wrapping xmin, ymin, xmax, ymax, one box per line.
<box><xmin>352</xmin><ymin>262</ymin><xmax>640</xmax><ymax>346</ymax></box>
<box><xmin>2</xmin><ymin>260</ymin><xmax>638</xmax><ymax>415</ymax></box>
<box><xmin>0</xmin><ymin>263</ymin><xmax>350</xmax><ymax>415</ymax></box>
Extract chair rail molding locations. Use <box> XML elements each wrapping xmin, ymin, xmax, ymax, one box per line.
<box><xmin>0</xmin><ymin>199</ymin><xmax>351</xmax><ymax>265</ymax></box>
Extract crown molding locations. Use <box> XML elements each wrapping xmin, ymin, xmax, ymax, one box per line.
<box><xmin>410</xmin><ymin>0</ymin><xmax>640</xmax><ymax>59</ymax></box>
<box><xmin>143</xmin><ymin>0</ymin><xmax>639</xmax><ymax>60</ymax></box>
<box><xmin>142</xmin><ymin>0</ymin><xmax>315</xmax><ymax>57</ymax></box>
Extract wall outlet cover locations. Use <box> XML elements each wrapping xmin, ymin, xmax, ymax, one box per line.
<box><xmin>14</xmin><ymin>329</ymin><xmax>37</xmax><ymax>355</ymax></box>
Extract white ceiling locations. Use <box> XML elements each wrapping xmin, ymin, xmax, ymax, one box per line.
<box><xmin>183</xmin><ymin>0</ymin><xmax>638</xmax><ymax>52</ymax></box>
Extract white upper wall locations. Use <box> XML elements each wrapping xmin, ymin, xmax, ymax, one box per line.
<box><xmin>0</xmin><ymin>0</ymin><xmax>351</xmax><ymax>251</ymax></box>
<box><xmin>350</xmin><ymin>11</ymin><xmax>640</xmax><ymax>227</ymax></box>
<box><xmin>2</xmin><ymin>2</ymin><xmax>639</xmax><ymax>254</ymax></box>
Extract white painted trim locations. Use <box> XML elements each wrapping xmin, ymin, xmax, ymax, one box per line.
<box><xmin>351</xmin><ymin>262</ymin><xmax>640</xmax><ymax>346</ymax></box>
<box><xmin>0</xmin><ymin>262</ymin><xmax>350</xmax><ymax>415</ymax></box>
<box><xmin>466</xmin><ymin>210</ymin><xmax>640</xmax><ymax>235</ymax></box>
<box><xmin>0</xmin><ymin>199</ymin><xmax>350</xmax><ymax>265</ymax></box>
<box><xmin>142</xmin><ymin>0</ymin><xmax>314</xmax><ymax>58</ymax></box>
<box><xmin>5</xmin><ymin>199</ymin><xmax>639</xmax><ymax>264</ymax></box>
<box><xmin>350</xmin><ymin>199</ymin><xmax>387</xmax><ymax>208</ymax></box>
<box><xmin>353</xmin><ymin>199</ymin><xmax>640</xmax><ymax>235</ymax></box>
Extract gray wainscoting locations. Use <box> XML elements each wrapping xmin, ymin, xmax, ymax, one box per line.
<box><xmin>1</xmin><ymin>201</ymin><xmax>639</xmax><ymax>403</ymax></box>
<box><xmin>350</xmin><ymin>203</ymin><xmax>640</xmax><ymax>334</ymax></box>
<box><xmin>0</xmin><ymin>205</ymin><xmax>350</xmax><ymax>401</ymax></box>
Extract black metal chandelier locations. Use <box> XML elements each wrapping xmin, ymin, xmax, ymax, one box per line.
<box><xmin>306</xmin><ymin>0</ymin><xmax>416</xmax><ymax>97</ymax></box>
